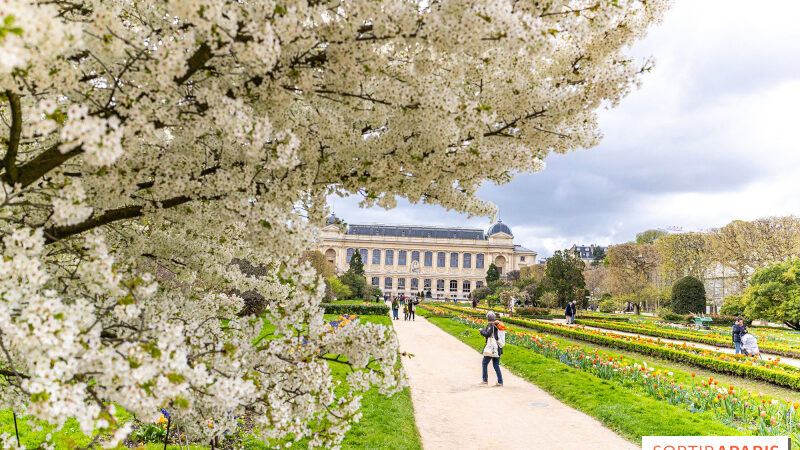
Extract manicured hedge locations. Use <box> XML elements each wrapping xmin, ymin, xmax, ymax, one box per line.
<box><xmin>575</xmin><ymin>318</ymin><xmax>800</xmax><ymax>359</ymax></box>
<box><xmin>503</xmin><ymin>317</ymin><xmax>800</xmax><ymax>390</ymax></box>
<box><xmin>514</xmin><ymin>307</ymin><xmax>550</xmax><ymax>317</ymax></box>
<box><xmin>321</xmin><ymin>303</ymin><xmax>389</xmax><ymax>315</ymax></box>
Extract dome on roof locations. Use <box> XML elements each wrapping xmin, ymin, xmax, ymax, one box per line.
<box><xmin>326</xmin><ymin>213</ymin><xmax>341</xmax><ymax>226</ymax></box>
<box><xmin>487</xmin><ymin>219</ymin><xmax>513</xmax><ymax>236</ymax></box>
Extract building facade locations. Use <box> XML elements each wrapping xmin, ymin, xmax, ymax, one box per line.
<box><xmin>319</xmin><ymin>216</ymin><xmax>537</xmax><ymax>300</ymax></box>
<box><xmin>569</xmin><ymin>244</ymin><xmax>607</xmax><ymax>265</ymax></box>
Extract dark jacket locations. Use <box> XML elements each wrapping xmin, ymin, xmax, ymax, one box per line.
<box><xmin>565</xmin><ymin>304</ymin><xmax>573</xmax><ymax>316</ymax></box>
<box><xmin>732</xmin><ymin>323</ymin><xmax>745</xmax><ymax>343</ymax></box>
<box><xmin>391</xmin><ymin>299</ymin><xmax>398</xmax><ymax>310</ymax></box>
<box><xmin>480</xmin><ymin>323</ymin><xmax>503</xmax><ymax>356</ymax></box>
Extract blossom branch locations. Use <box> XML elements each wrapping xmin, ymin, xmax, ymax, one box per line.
<box><xmin>2</xmin><ymin>91</ymin><xmax>22</xmax><ymax>184</ymax></box>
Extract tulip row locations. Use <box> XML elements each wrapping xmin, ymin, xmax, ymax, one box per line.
<box><xmin>452</xmin><ymin>315</ymin><xmax>800</xmax><ymax>437</ymax></box>
<box><xmin>499</xmin><ymin>316</ymin><xmax>800</xmax><ymax>390</ymax></box>
<box><xmin>577</xmin><ymin>318</ymin><xmax>800</xmax><ymax>359</ymax></box>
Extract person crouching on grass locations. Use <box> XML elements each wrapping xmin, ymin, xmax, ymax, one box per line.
<box><xmin>480</xmin><ymin>311</ymin><xmax>505</xmax><ymax>387</ymax></box>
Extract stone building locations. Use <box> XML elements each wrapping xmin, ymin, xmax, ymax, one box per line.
<box><xmin>318</xmin><ymin>215</ymin><xmax>537</xmax><ymax>299</ymax></box>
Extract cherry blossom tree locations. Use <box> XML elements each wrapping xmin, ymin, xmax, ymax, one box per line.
<box><xmin>0</xmin><ymin>0</ymin><xmax>669</xmax><ymax>447</ymax></box>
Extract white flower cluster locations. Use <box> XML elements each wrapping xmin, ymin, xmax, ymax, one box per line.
<box><xmin>0</xmin><ymin>0</ymin><xmax>669</xmax><ymax>447</ymax></box>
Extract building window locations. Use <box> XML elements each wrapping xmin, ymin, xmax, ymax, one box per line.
<box><xmin>520</xmin><ymin>256</ymin><xmax>525</xmax><ymax>262</ymax></box>
<box><xmin>476</xmin><ymin>254</ymin><xmax>484</xmax><ymax>269</ymax></box>
<box><xmin>463</xmin><ymin>253</ymin><xmax>471</xmax><ymax>268</ymax></box>
<box><xmin>437</xmin><ymin>252</ymin><xmax>445</xmax><ymax>267</ymax></box>
<box><xmin>411</xmin><ymin>251</ymin><xmax>420</xmax><ymax>263</ymax></box>
<box><xmin>398</xmin><ymin>250</ymin><xmax>407</xmax><ymax>266</ymax></box>
<box><xmin>463</xmin><ymin>280</ymin><xmax>471</xmax><ymax>293</ymax></box>
<box><xmin>398</xmin><ymin>278</ymin><xmax>406</xmax><ymax>290</ymax></box>
<box><xmin>424</xmin><ymin>279</ymin><xmax>431</xmax><ymax>290</ymax></box>
<box><xmin>359</xmin><ymin>249</ymin><xmax>368</xmax><ymax>264</ymax></box>
<box><xmin>436</xmin><ymin>279</ymin><xmax>445</xmax><ymax>292</ymax></box>
<box><xmin>424</xmin><ymin>251</ymin><xmax>433</xmax><ymax>267</ymax></box>
<box><xmin>449</xmin><ymin>280</ymin><xmax>458</xmax><ymax>292</ymax></box>
<box><xmin>411</xmin><ymin>278</ymin><xmax>419</xmax><ymax>290</ymax></box>
<box><xmin>476</xmin><ymin>281</ymin><xmax>484</xmax><ymax>289</ymax></box>
<box><xmin>371</xmin><ymin>277</ymin><xmax>379</xmax><ymax>286</ymax></box>
<box><xmin>372</xmin><ymin>249</ymin><xmax>381</xmax><ymax>265</ymax></box>
<box><xmin>346</xmin><ymin>248</ymin><xmax>355</xmax><ymax>263</ymax></box>
<box><xmin>450</xmin><ymin>252</ymin><xmax>458</xmax><ymax>268</ymax></box>
<box><xmin>386</xmin><ymin>250</ymin><xmax>394</xmax><ymax>265</ymax></box>
<box><xmin>385</xmin><ymin>277</ymin><xmax>393</xmax><ymax>289</ymax></box>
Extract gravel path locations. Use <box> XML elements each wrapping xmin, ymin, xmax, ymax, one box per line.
<box><xmin>392</xmin><ymin>315</ymin><xmax>636</xmax><ymax>450</ymax></box>
<box><xmin>550</xmin><ymin>319</ymin><xmax>800</xmax><ymax>368</ymax></box>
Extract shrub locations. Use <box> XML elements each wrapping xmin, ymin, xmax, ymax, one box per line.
<box><xmin>719</xmin><ymin>294</ymin><xmax>746</xmax><ymax>316</ymax></box>
<box><xmin>470</xmin><ymin>286</ymin><xmax>491</xmax><ymax>301</ymax></box>
<box><xmin>686</xmin><ymin>314</ymin><xmax>752</xmax><ymax>326</ymax></box>
<box><xmin>599</xmin><ymin>299</ymin><xmax>616</xmax><ymax>313</ymax></box>
<box><xmin>671</xmin><ymin>276</ymin><xmax>706</xmax><ymax>314</ymax></box>
<box><xmin>320</xmin><ymin>303</ymin><xmax>389</xmax><ymax>315</ymax></box>
<box><xmin>514</xmin><ymin>307</ymin><xmax>551</xmax><ymax>317</ymax></box>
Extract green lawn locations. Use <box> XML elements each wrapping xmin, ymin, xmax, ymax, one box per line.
<box><xmin>2</xmin><ymin>313</ymin><xmax>419</xmax><ymax>449</ymax></box>
<box><xmin>426</xmin><ymin>316</ymin><xmax>743</xmax><ymax>443</ymax></box>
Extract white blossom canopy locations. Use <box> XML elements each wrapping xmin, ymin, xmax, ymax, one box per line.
<box><xmin>0</xmin><ymin>0</ymin><xmax>669</xmax><ymax>447</ymax></box>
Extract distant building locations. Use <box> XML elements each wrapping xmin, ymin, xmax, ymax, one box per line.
<box><xmin>569</xmin><ymin>244</ymin><xmax>607</xmax><ymax>265</ymax></box>
<box><xmin>318</xmin><ymin>216</ymin><xmax>537</xmax><ymax>299</ymax></box>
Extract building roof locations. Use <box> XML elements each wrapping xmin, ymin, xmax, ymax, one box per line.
<box><xmin>487</xmin><ymin>219</ymin><xmax>513</xmax><ymax>236</ymax></box>
<box><xmin>346</xmin><ymin>224</ymin><xmax>487</xmax><ymax>240</ymax></box>
<box><xmin>514</xmin><ymin>245</ymin><xmax>535</xmax><ymax>253</ymax></box>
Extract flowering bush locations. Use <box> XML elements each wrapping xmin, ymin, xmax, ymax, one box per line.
<box><xmin>0</xmin><ymin>0</ymin><xmax>668</xmax><ymax>446</ymax></box>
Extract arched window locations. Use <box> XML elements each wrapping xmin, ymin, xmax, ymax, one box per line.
<box><xmin>450</xmin><ymin>252</ymin><xmax>458</xmax><ymax>268</ymax></box>
<box><xmin>449</xmin><ymin>280</ymin><xmax>458</xmax><ymax>292</ymax></box>
<box><xmin>411</xmin><ymin>278</ymin><xmax>419</xmax><ymax>290</ymax></box>
<box><xmin>424</xmin><ymin>252</ymin><xmax>433</xmax><ymax>267</ymax></box>
<box><xmin>476</xmin><ymin>281</ymin><xmax>484</xmax><ymax>289</ymax></box>
<box><xmin>424</xmin><ymin>279</ymin><xmax>432</xmax><ymax>290</ymax></box>
<box><xmin>463</xmin><ymin>253</ymin><xmax>472</xmax><ymax>268</ymax></box>
<box><xmin>437</xmin><ymin>252</ymin><xmax>446</xmax><ymax>267</ymax></box>
<box><xmin>436</xmin><ymin>279</ymin><xmax>445</xmax><ymax>291</ymax></box>
<box><xmin>476</xmin><ymin>254</ymin><xmax>485</xmax><ymax>269</ymax></box>
<box><xmin>463</xmin><ymin>280</ymin><xmax>471</xmax><ymax>293</ymax></box>
<box><xmin>359</xmin><ymin>249</ymin><xmax>368</xmax><ymax>263</ymax></box>
<box><xmin>411</xmin><ymin>251</ymin><xmax>420</xmax><ymax>263</ymax></box>
<box><xmin>371</xmin><ymin>277</ymin><xmax>379</xmax><ymax>286</ymax></box>
<box><xmin>398</xmin><ymin>278</ymin><xmax>406</xmax><ymax>290</ymax></box>
<box><xmin>385</xmin><ymin>277</ymin><xmax>393</xmax><ymax>289</ymax></box>
<box><xmin>372</xmin><ymin>249</ymin><xmax>381</xmax><ymax>264</ymax></box>
<box><xmin>346</xmin><ymin>248</ymin><xmax>355</xmax><ymax>262</ymax></box>
<box><xmin>398</xmin><ymin>250</ymin><xmax>407</xmax><ymax>265</ymax></box>
<box><xmin>385</xmin><ymin>250</ymin><xmax>394</xmax><ymax>265</ymax></box>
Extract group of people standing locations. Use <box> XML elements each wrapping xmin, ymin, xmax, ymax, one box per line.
<box><xmin>732</xmin><ymin>316</ymin><xmax>760</xmax><ymax>357</ymax></box>
<box><xmin>391</xmin><ymin>295</ymin><xmax>419</xmax><ymax>321</ymax></box>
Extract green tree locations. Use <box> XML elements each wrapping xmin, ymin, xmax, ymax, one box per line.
<box><xmin>740</xmin><ymin>258</ymin><xmax>800</xmax><ymax>329</ymax></box>
<box><xmin>719</xmin><ymin>294</ymin><xmax>746</xmax><ymax>316</ymax></box>
<box><xmin>470</xmin><ymin>286</ymin><xmax>491</xmax><ymax>302</ymax></box>
<box><xmin>671</xmin><ymin>276</ymin><xmax>706</xmax><ymax>314</ymax></box>
<box><xmin>486</xmin><ymin>264</ymin><xmax>500</xmax><ymax>283</ymax></box>
<box><xmin>592</xmin><ymin>246</ymin><xmax>607</xmax><ymax>266</ymax></box>
<box><xmin>326</xmin><ymin>277</ymin><xmax>352</xmax><ymax>300</ymax></box>
<box><xmin>544</xmin><ymin>250</ymin><xmax>586</xmax><ymax>307</ymax></box>
<box><xmin>636</xmin><ymin>229</ymin><xmax>668</xmax><ymax>244</ymax></box>
<box><xmin>301</xmin><ymin>250</ymin><xmax>335</xmax><ymax>278</ymax></box>
<box><xmin>338</xmin><ymin>272</ymin><xmax>366</xmax><ymax>299</ymax></box>
<box><xmin>349</xmin><ymin>249</ymin><xmax>365</xmax><ymax>275</ymax></box>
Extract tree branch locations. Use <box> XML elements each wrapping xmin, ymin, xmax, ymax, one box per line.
<box><xmin>44</xmin><ymin>194</ymin><xmax>193</xmax><ymax>244</ymax></box>
<box><xmin>2</xmin><ymin>90</ymin><xmax>22</xmax><ymax>183</ymax></box>
<box><xmin>175</xmin><ymin>43</ymin><xmax>213</xmax><ymax>85</ymax></box>
<box><xmin>3</xmin><ymin>143</ymin><xmax>84</xmax><ymax>187</ymax></box>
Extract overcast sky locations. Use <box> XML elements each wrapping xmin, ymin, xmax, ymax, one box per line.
<box><xmin>329</xmin><ymin>0</ymin><xmax>800</xmax><ymax>258</ymax></box>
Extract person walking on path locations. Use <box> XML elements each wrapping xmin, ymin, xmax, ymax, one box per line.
<box><xmin>480</xmin><ymin>311</ymin><xmax>504</xmax><ymax>386</ymax></box>
<box><xmin>733</xmin><ymin>317</ymin><xmax>746</xmax><ymax>354</ymax></box>
<box><xmin>564</xmin><ymin>302</ymin><xmax>574</xmax><ymax>324</ymax></box>
<box><xmin>391</xmin><ymin>297</ymin><xmax>399</xmax><ymax>320</ymax></box>
<box><xmin>571</xmin><ymin>301</ymin><xmax>578</xmax><ymax>323</ymax></box>
<box><xmin>408</xmin><ymin>298</ymin><xmax>416</xmax><ymax>321</ymax></box>
<box><xmin>472</xmin><ymin>297</ymin><xmax>477</xmax><ymax>309</ymax></box>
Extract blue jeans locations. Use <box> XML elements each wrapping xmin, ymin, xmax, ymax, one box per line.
<box><xmin>735</xmin><ymin>341</ymin><xmax>741</xmax><ymax>354</ymax></box>
<box><xmin>482</xmin><ymin>356</ymin><xmax>503</xmax><ymax>384</ymax></box>
<box><xmin>393</xmin><ymin>309</ymin><xmax>399</xmax><ymax>319</ymax></box>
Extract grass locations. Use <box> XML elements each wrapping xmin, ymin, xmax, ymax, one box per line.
<box><xmin>426</xmin><ymin>316</ymin><xmax>744</xmax><ymax>442</ymax></box>
<box><xmin>2</xmin><ymin>313</ymin><xmax>419</xmax><ymax>450</ymax></box>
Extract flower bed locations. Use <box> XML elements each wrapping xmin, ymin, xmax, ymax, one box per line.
<box><xmin>577</xmin><ymin>318</ymin><xmax>800</xmax><ymax>359</ymax></box>
<box><xmin>502</xmin><ymin>317</ymin><xmax>800</xmax><ymax>389</ymax></box>
<box><xmin>452</xmin><ymin>314</ymin><xmax>800</xmax><ymax>438</ymax></box>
